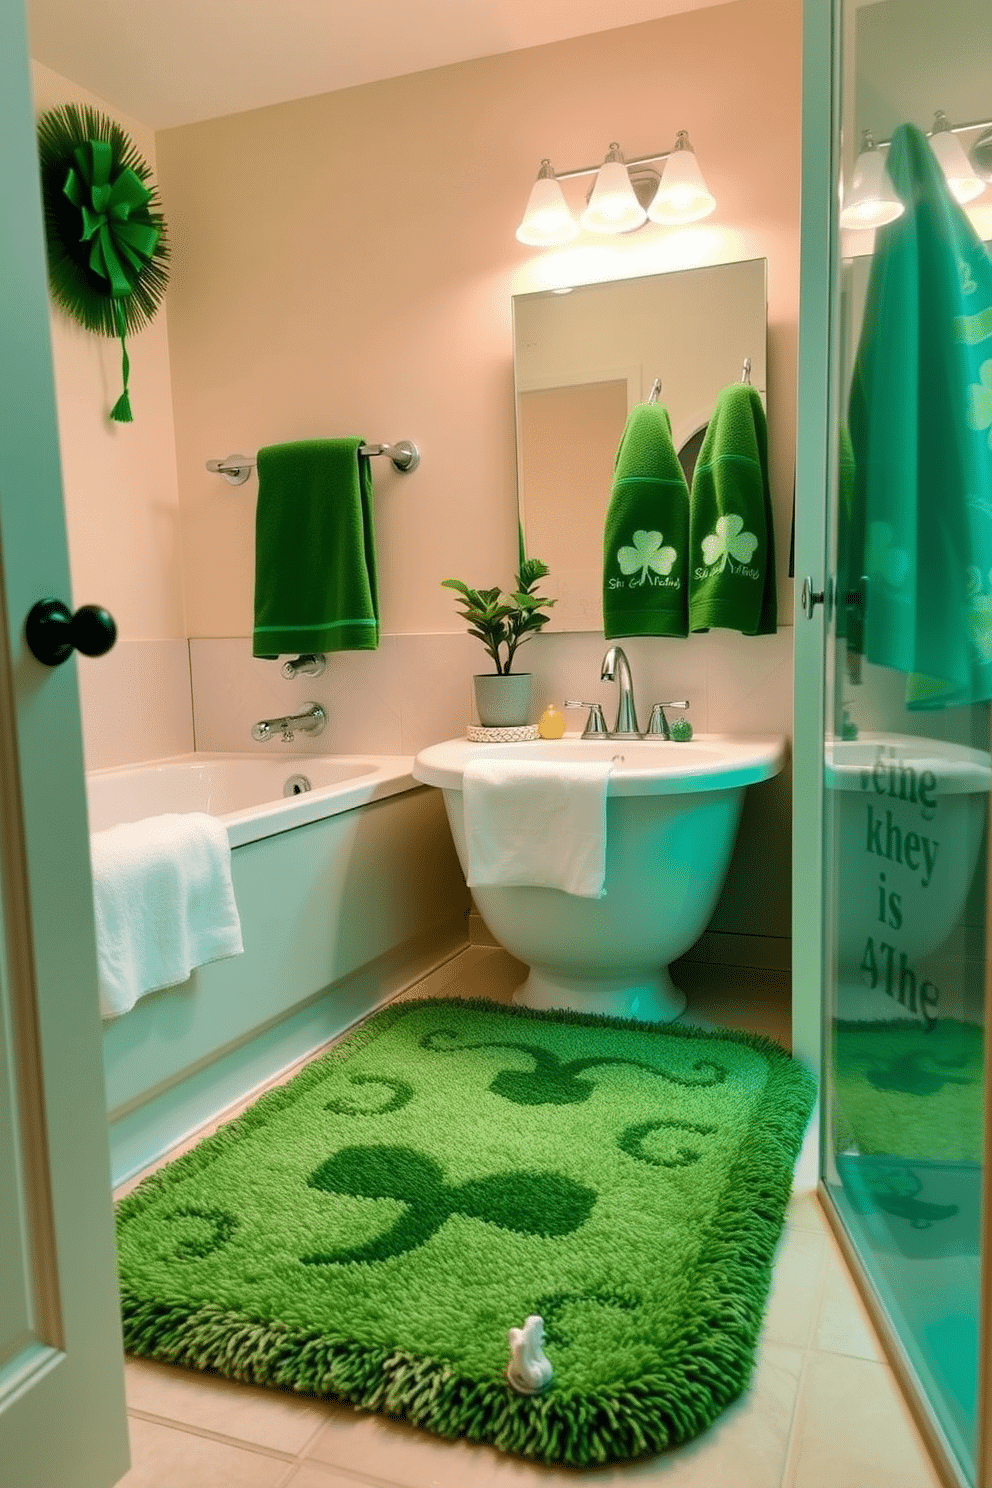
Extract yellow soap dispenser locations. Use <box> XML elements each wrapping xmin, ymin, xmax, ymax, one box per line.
<box><xmin>538</xmin><ymin>702</ymin><xmax>566</xmax><ymax>739</ymax></box>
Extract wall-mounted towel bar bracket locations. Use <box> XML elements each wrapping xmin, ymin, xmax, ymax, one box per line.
<box><xmin>206</xmin><ymin>439</ymin><xmax>420</xmax><ymax>485</ymax></box>
<box><xmin>206</xmin><ymin>453</ymin><xmax>255</xmax><ymax>485</ymax></box>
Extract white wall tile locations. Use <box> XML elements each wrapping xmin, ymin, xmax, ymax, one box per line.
<box><xmin>78</xmin><ymin>638</ymin><xmax>194</xmax><ymax>770</ymax></box>
<box><xmin>527</xmin><ymin>631</ymin><xmax>710</xmax><ymax>736</ymax></box>
<box><xmin>188</xmin><ymin>637</ymin><xmax>403</xmax><ymax>755</ymax></box>
<box><xmin>705</xmin><ymin>626</ymin><xmax>794</xmax><ymax>738</ymax></box>
<box><xmin>188</xmin><ymin>633</ymin><xmax>490</xmax><ymax>756</ymax></box>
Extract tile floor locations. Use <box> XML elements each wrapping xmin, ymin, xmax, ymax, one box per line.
<box><xmin>114</xmin><ymin>948</ymin><xmax>945</xmax><ymax>1488</ymax></box>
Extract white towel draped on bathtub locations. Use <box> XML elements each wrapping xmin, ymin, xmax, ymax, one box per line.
<box><xmin>463</xmin><ymin>758</ymin><xmax>612</xmax><ymax>898</ymax></box>
<box><xmin>91</xmin><ymin>812</ymin><xmax>244</xmax><ymax>1019</ymax></box>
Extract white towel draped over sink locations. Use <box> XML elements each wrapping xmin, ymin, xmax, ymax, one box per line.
<box><xmin>463</xmin><ymin>758</ymin><xmax>612</xmax><ymax>899</ymax></box>
<box><xmin>90</xmin><ymin>812</ymin><xmax>244</xmax><ymax>1019</ymax></box>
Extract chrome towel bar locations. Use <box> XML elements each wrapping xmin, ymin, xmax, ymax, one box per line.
<box><xmin>206</xmin><ymin>439</ymin><xmax>420</xmax><ymax>485</ymax></box>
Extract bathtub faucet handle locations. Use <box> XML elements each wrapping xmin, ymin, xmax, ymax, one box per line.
<box><xmin>250</xmin><ymin>702</ymin><xmax>327</xmax><ymax>744</ymax></box>
<box><xmin>564</xmin><ymin>701</ymin><xmax>609</xmax><ymax>739</ymax></box>
<box><xmin>281</xmin><ymin>652</ymin><xmax>326</xmax><ymax>680</ymax></box>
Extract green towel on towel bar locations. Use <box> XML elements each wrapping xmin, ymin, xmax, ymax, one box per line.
<box><xmin>847</xmin><ymin>123</ymin><xmax>992</xmax><ymax>710</ymax></box>
<box><xmin>689</xmin><ymin>383</ymin><xmax>777</xmax><ymax>635</ymax></box>
<box><xmin>252</xmin><ymin>438</ymin><xmax>379</xmax><ymax>659</ymax></box>
<box><xmin>602</xmin><ymin>402</ymin><xmax>689</xmax><ymax>638</ymax></box>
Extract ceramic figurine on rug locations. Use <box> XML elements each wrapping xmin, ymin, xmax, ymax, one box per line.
<box><xmin>507</xmin><ymin>1314</ymin><xmax>554</xmax><ymax>1394</ymax></box>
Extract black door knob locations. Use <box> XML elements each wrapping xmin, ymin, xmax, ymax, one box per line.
<box><xmin>25</xmin><ymin>600</ymin><xmax>118</xmax><ymax>667</ymax></box>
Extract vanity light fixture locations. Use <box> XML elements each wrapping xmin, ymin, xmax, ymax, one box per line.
<box><xmin>515</xmin><ymin>159</ymin><xmax>580</xmax><ymax>247</ymax></box>
<box><xmin>928</xmin><ymin>111</ymin><xmax>986</xmax><ymax>204</ymax></box>
<box><xmin>647</xmin><ymin>131</ymin><xmax>717</xmax><ymax>225</ymax></box>
<box><xmin>839</xmin><ymin>130</ymin><xmax>904</xmax><ymax>229</ymax></box>
<box><xmin>515</xmin><ymin>134</ymin><xmax>717</xmax><ymax>245</ymax></box>
<box><xmin>580</xmin><ymin>142</ymin><xmax>648</xmax><ymax>233</ymax></box>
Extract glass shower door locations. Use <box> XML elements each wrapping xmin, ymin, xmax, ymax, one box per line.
<box><xmin>819</xmin><ymin>1</ymin><xmax>992</xmax><ymax>1481</ymax></box>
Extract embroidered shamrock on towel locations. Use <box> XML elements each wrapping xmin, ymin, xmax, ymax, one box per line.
<box><xmin>967</xmin><ymin>360</ymin><xmax>992</xmax><ymax>451</ymax></box>
<box><xmin>617</xmin><ymin>529</ymin><xmax>677</xmax><ymax>584</ymax></box>
<box><xmin>700</xmin><ymin>514</ymin><xmax>759</xmax><ymax>574</ymax></box>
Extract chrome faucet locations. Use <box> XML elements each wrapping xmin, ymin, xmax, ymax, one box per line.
<box><xmin>600</xmin><ymin>645</ymin><xmax>641</xmax><ymax>739</ymax></box>
<box><xmin>251</xmin><ymin>702</ymin><xmax>326</xmax><ymax>743</ymax></box>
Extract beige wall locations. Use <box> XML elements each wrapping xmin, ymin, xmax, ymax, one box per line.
<box><xmin>156</xmin><ymin>0</ymin><xmax>801</xmax><ymax>640</ymax></box>
<box><xmin>30</xmin><ymin>62</ymin><xmax>193</xmax><ymax>767</ymax></box>
<box><xmin>32</xmin><ymin>62</ymin><xmax>185</xmax><ymax>640</ymax></box>
<box><xmin>36</xmin><ymin>1</ymin><xmax>800</xmax><ymax>949</ymax></box>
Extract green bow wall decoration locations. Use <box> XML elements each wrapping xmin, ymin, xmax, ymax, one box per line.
<box><xmin>37</xmin><ymin>104</ymin><xmax>170</xmax><ymax>423</ymax></box>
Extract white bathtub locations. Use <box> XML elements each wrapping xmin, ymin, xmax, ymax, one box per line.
<box><xmin>86</xmin><ymin>751</ymin><xmax>418</xmax><ymax>845</ymax></box>
<box><xmin>95</xmin><ymin>752</ymin><xmax>470</xmax><ymax>1184</ymax></box>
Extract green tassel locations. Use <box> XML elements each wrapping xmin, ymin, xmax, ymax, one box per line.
<box><xmin>110</xmin><ymin>386</ymin><xmax>133</xmax><ymax>423</ymax></box>
<box><xmin>110</xmin><ymin>301</ymin><xmax>133</xmax><ymax>423</ymax></box>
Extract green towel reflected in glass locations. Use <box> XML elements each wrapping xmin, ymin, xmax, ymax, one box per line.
<box><xmin>252</xmin><ymin>438</ymin><xmax>379</xmax><ymax>659</ymax></box>
<box><xmin>847</xmin><ymin>123</ymin><xmax>992</xmax><ymax>709</ymax></box>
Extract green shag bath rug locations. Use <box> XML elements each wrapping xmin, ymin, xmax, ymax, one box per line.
<box><xmin>833</xmin><ymin>1018</ymin><xmax>984</xmax><ymax>1164</ymax></box>
<box><xmin>117</xmin><ymin>998</ymin><xmax>816</xmax><ymax>1467</ymax></box>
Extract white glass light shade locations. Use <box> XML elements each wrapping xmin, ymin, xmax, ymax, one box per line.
<box><xmin>929</xmin><ymin>113</ymin><xmax>986</xmax><ymax>204</ymax></box>
<box><xmin>647</xmin><ymin>132</ymin><xmax>716</xmax><ymax>225</ymax></box>
<box><xmin>840</xmin><ymin>137</ymin><xmax>904</xmax><ymax>229</ymax></box>
<box><xmin>515</xmin><ymin>161</ymin><xmax>579</xmax><ymax>247</ymax></box>
<box><xmin>580</xmin><ymin>144</ymin><xmax>647</xmax><ymax>234</ymax></box>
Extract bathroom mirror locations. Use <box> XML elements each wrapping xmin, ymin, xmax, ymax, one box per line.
<box><xmin>513</xmin><ymin>258</ymin><xmax>768</xmax><ymax>631</ymax></box>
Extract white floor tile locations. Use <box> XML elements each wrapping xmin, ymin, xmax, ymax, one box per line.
<box><xmin>126</xmin><ymin>1358</ymin><xmax>325</xmax><ymax>1455</ymax></box>
<box><xmin>283</xmin><ymin>1464</ymin><xmax>385</xmax><ymax>1488</ymax></box>
<box><xmin>761</xmin><ymin>1226</ymin><xmax>828</xmax><ymax>1350</ymax></box>
<box><xmin>118</xmin><ymin>1416</ymin><xmax>291</xmax><ymax>1487</ymax></box>
<box><xmin>813</xmin><ymin>1245</ymin><xmax>885</xmax><ymax>1362</ymax></box>
<box><xmin>305</xmin><ymin>1342</ymin><xmax>804</xmax><ymax>1487</ymax></box>
<box><xmin>785</xmin><ymin>1353</ymin><xmax>943</xmax><ymax>1488</ymax></box>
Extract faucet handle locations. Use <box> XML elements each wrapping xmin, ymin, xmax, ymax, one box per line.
<box><xmin>564</xmin><ymin>701</ymin><xmax>609</xmax><ymax>738</ymax></box>
<box><xmin>646</xmin><ymin>701</ymin><xmax>690</xmax><ymax>738</ymax></box>
<box><xmin>281</xmin><ymin>652</ymin><xmax>326</xmax><ymax>679</ymax></box>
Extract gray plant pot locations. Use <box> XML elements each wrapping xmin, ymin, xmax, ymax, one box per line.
<box><xmin>473</xmin><ymin>673</ymin><xmax>533</xmax><ymax>728</ymax></box>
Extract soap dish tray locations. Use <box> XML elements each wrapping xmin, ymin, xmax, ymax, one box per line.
<box><xmin>466</xmin><ymin>723</ymin><xmax>540</xmax><ymax>743</ymax></box>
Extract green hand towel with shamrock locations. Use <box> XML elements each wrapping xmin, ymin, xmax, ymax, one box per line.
<box><xmin>602</xmin><ymin>402</ymin><xmax>690</xmax><ymax>638</ymax></box>
<box><xmin>689</xmin><ymin>383</ymin><xmax>777</xmax><ymax>635</ymax></box>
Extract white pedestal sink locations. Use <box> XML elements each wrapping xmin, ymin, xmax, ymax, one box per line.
<box><xmin>413</xmin><ymin>734</ymin><xmax>786</xmax><ymax>1022</ymax></box>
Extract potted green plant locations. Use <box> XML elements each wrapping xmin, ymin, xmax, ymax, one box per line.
<box><xmin>442</xmin><ymin>554</ymin><xmax>556</xmax><ymax>726</ymax></box>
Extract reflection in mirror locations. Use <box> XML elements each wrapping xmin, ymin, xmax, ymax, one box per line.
<box><xmin>512</xmin><ymin>259</ymin><xmax>768</xmax><ymax>631</ymax></box>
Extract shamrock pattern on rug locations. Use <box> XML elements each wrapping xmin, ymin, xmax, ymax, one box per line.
<box><xmin>116</xmin><ymin>998</ymin><xmax>815</xmax><ymax>1468</ymax></box>
<box><xmin>302</xmin><ymin>1144</ymin><xmax>597</xmax><ymax>1265</ymax></box>
<box><xmin>419</xmin><ymin>1026</ymin><xmax>727</xmax><ymax>1105</ymax></box>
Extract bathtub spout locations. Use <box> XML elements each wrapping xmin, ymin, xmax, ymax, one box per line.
<box><xmin>600</xmin><ymin>646</ymin><xmax>641</xmax><ymax>739</ymax></box>
<box><xmin>251</xmin><ymin>703</ymin><xmax>327</xmax><ymax>743</ymax></box>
